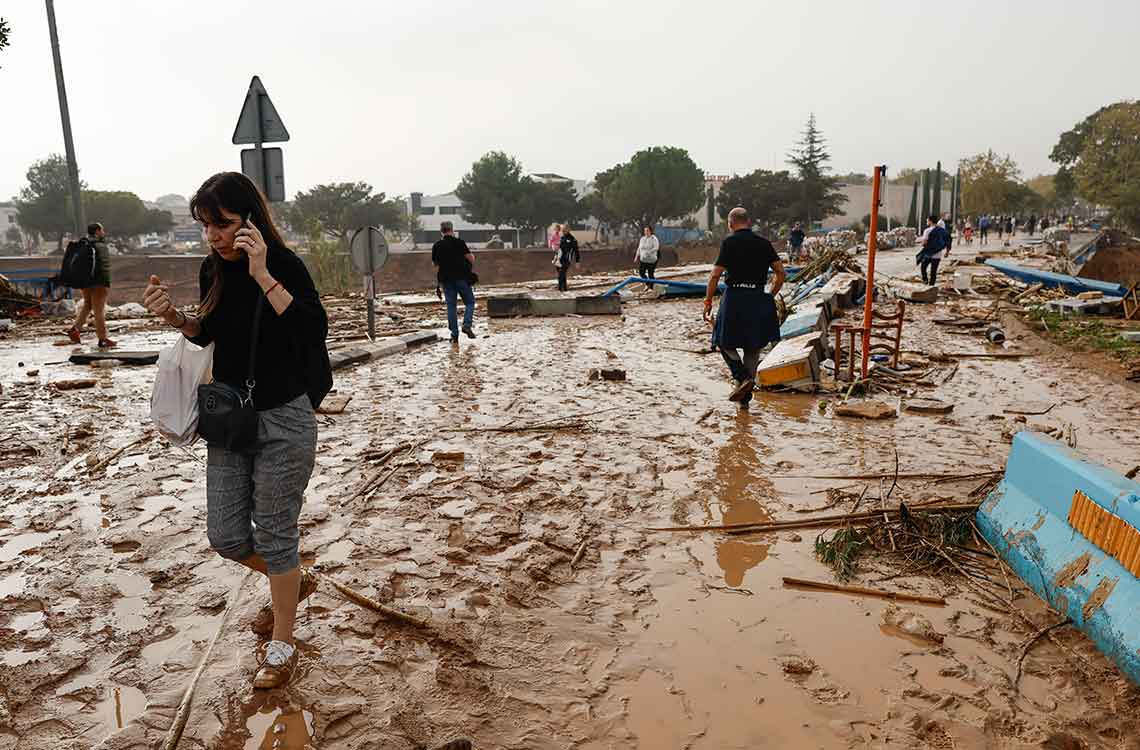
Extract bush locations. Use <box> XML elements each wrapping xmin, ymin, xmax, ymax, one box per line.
<box><xmin>302</xmin><ymin>238</ymin><xmax>356</xmax><ymax>296</ymax></box>
<box><xmin>860</xmin><ymin>214</ymin><xmax>906</xmax><ymax>232</ymax></box>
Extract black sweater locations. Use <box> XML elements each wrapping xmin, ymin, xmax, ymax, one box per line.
<box><xmin>188</xmin><ymin>247</ymin><xmax>330</xmax><ymax>411</ymax></box>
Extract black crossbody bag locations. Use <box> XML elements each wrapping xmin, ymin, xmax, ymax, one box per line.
<box><xmin>197</xmin><ymin>296</ymin><xmax>264</xmax><ymax>452</ymax></box>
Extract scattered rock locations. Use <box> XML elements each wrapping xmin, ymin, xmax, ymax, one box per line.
<box><xmin>881</xmin><ymin>603</ymin><xmax>944</xmax><ymax>643</ymax></box>
<box><xmin>588</xmin><ymin>368</ymin><xmax>626</xmax><ymax>382</ymax></box>
<box><xmin>26</xmin><ymin>369</ymin><xmax>39</xmax><ymax>377</ymax></box>
<box><xmin>834</xmin><ymin>399</ymin><xmax>896</xmax><ymax>420</ymax></box>
<box><xmin>780</xmin><ymin>656</ymin><xmax>817</xmax><ymax>675</ymax></box>
<box><xmin>466</xmin><ymin>592</ymin><xmax>491</xmax><ymax>607</ymax></box>
<box><xmin>905</xmin><ymin>398</ymin><xmax>953</xmax><ymax>415</ymax></box>
<box><xmin>432</xmin><ymin>451</ymin><xmax>465</xmax><ymax>462</ymax></box>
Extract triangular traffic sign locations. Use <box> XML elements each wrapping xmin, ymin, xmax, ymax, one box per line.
<box><xmin>232</xmin><ymin>76</ymin><xmax>290</xmax><ymax>145</ymax></box>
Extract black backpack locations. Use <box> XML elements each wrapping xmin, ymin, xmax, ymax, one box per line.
<box><xmin>60</xmin><ymin>238</ymin><xmax>97</xmax><ymax>288</ymax></box>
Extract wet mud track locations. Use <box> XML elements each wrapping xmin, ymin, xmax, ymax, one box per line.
<box><xmin>2</xmin><ymin>272</ymin><xmax>1140</xmax><ymax>749</ymax></box>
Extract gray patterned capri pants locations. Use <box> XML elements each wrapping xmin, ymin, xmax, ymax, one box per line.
<box><xmin>205</xmin><ymin>394</ymin><xmax>317</xmax><ymax>574</ymax></box>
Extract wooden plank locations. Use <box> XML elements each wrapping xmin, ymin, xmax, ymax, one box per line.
<box><xmin>69</xmin><ymin>351</ymin><xmax>159</xmax><ymax>366</ymax></box>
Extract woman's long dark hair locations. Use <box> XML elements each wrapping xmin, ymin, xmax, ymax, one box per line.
<box><xmin>190</xmin><ymin>172</ymin><xmax>289</xmax><ymax>317</ymax></box>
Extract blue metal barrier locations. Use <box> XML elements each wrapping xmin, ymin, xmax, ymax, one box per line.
<box><xmin>977</xmin><ymin>432</ymin><xmax>1140</xmax><ymax>684</ymax></box>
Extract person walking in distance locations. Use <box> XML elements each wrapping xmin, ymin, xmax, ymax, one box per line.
<box><xmin>703</xmin><ymin>207</ymin><xmax>785</xmax><ymax>409</ymax></box>
<box><xmin>142</xmin><ymin>172</ymin><xmax>331</xmax><ymax>689</ymax></box>
<box><xmin>788</xmin><ymin>222</ymin><xmax>806</xmax><ymax>261</ymax></box>
<box><xmin>635</xmin><ymin>225</ymin><xmax>660</xmax><ymax>290</ymax></box>
<box><xmin>432</xmin><ymin>221</ymin><xmax>477</xmax><ymax>342</ymax></box>
<box><xmin>978</xmin><ymin>214</ymin><xmax>990</xmax><ymax>246</ymax></box>
<box><xmin>557</xmin><ymin>223</ymin><xmax>580</xmax><ymax>291</ymax></box>
<box><xmin>917</xmin><ymin>214</ymin><xmax>949</xmax><ymax>286</ymax></box>
<box><xmin>67</xmin><ymin>222</ymin><xmax>115</xmax><ymax>348</ymax></box>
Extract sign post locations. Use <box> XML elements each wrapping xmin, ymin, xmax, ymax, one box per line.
<box><xmin>350</xmin><ymin>226</ymin><xmax>390</xmax><ymax>340</ymax></box>
<box><xmin>232</xmin><ymin>76</ymin><xmax>289</xmax><ymax>201</ymax></box>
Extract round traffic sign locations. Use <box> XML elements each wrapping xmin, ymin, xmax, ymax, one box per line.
<box><xmin>349</xmin><ymin>226</ymin><xmax>389</xmax><ymax>275</ymax></box>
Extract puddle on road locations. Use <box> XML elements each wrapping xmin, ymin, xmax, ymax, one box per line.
<box><xmin>0</xmin><ymin>531</ymin><xmax>56</xmax><ymax>562</ymax></box>
<box><xmin>224</xmin><ymin>699</ymin><xmax>314</xmax><ymax>750</ymax></box>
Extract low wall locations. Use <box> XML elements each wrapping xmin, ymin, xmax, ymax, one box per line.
<box><xmin>1</xmin><ymin>244</ymin><xmax>727</xmax><ymax>306</ymax></box>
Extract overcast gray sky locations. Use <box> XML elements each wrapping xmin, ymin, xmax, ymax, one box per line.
<box><xmin>2</xmin><ymin>0</ymin><xmax>1137</xmax><ymax>203</ymax></box>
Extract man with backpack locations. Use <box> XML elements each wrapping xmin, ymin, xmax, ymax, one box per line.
<box><xmin>916</xmin><ymin>214</ymin><xmax>949</xmax><ymax>286</ymax></box>
<box><xmin>65</xmin><ymin>222</ymin><xmax>115</xmax><ymax>348</ymax></box>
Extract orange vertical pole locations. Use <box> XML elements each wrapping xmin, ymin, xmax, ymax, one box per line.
<box><xmin>861</xmin><ymin>166</ymin><xmax>883</xmax><ymax>380</ymax></box>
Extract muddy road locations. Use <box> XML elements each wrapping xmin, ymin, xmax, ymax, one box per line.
<box><xmin>2</xmin><ymin>256</ymin><xmax>1140</xmax><ymax>749</ymax></box>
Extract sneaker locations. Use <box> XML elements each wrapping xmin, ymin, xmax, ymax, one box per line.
<box><xmin>250</xmin><ymin>569</ymin><xmax>319</xmax><ymax>637</ymax></box>
<box><xmin>253</xmin><ymin>639</ymin><xmax>297</xmax><ymax>689</ymax></box>
<box><xmin>67</xmin><ymin>326</ymin><xmax>81</xmax><ymax>344</ymax></box>
<box><xmin>728</xmin><ymin>378</ymin><xmax>755</xmax><ymax>402</ymax></box>
<box><xmin>450</xmin><ymin>335</ymin><xmax>459</xmax><ymax>343</ymax></box>
<box><xmin>97</xmin><ymin>338</ymin><xmax>117</xmax><ymax>349</ymax></box>
<box><xmin>461</xmin><ymin>326</ymin><xmax>475</xmax><ymax>339</ymax></box>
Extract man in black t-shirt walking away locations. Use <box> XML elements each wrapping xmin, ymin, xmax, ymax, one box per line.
<box><xmin>703</xmin><ymin>207</ymin><xmax>786</xmax><ymax>408</ymax></box>
<box><xmin>431</xmin><ymin>221</ymin><xmax>477</xmax><ymax>342</ymax></box>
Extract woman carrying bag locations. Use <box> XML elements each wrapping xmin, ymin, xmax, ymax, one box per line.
<box><xmin>142</xmin><ymin>172</ymin><xmax>331</xmax><ymax>689</ymax></box>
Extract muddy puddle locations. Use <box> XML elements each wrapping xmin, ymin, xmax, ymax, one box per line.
<box><xmin>2</xmin><ymin>260</ymin><xmax>1139</xmax><ymax>748</ymax></box>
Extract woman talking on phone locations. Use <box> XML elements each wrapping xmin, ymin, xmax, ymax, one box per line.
<box><xmin>142</xmin><ymin>172</ymin><xmax>331</xmax><ymax>689</ymax></box>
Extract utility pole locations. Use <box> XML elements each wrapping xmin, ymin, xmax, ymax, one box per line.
<box><xmin>45</xmin><ymin>0</ymin><xmax>85</xmax><ymax>239</ymax></box>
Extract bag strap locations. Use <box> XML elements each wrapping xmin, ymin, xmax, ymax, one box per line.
<box><xmin>245</xmin><ymin>294</ymin><xmax>266</xmax><ymax>395</ymax></box>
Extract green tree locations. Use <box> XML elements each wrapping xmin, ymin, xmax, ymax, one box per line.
<box><xmin>958</xmin><ymin>150</ymin><xmax>1022</xmax><ymax>215</ymax></box>
<box><xmin>510</xmin><ymin>179</ymin><xmax>584</xmax><ymax>245</ymax></box>
<box><xmin>0</xmin><ymin>18</ymin><xmax>10</xmax><ymax>67</ymax></box>
<box><xmin>1049</xmin><ymin>105</ymin><xmax>1111</xmax><ymax>203</ymax></box>
<box><xmin>786</xmin><ymin>114</ymin><xmax>847</xmax><ymax>226</ymax></box>
<box><xmin>584</xmin><ymin>163</ymin><xmax>626</xmax><ymax>239</ymax></box>
<box><xmin>1072</xmin><ymin>101</ymin><xmax>1140</xmax><ymax>230</ymax></box>
<box><xmin>603</xmin><ymin>146</ymin><xmax>704</xmax><ymax>229</ymax></box>
<box><xmin>891</xmin><ymin>166</ymin><xmax>953</xmax><ymax>186</ymax></box>
<box><xmin>285</xmin><ymin>182</ymin><xmax>404</xmax><ymax>241</ymax></box>
<box><xmin>715</xmin><ymin>169</ymin><xmax>799</xmax><ymax>233</ymax></box>
<box><xmin>15</xmin><ymin>154</ymin><xmax>83</xmax><ymax>250</ymax></box>
<box><xmin>82</xmin><ymin>190</ymin><xmax>173</xmax><ymax>247</ymax></box>
<box><xmin>860</xmin><ymin>213</ymin><xmax>905</xmax><ymax>232</ymax></box>
<box><xmin>455</xmin><ymin>151</ymin><xmax>526</xmax><ymax>232</ymax></box>
<box><xmin>835</xmin><ymin>171</ymin><xmax>871</xmax><ymax>185</ymax></box>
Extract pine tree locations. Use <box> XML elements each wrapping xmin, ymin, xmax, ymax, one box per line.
<box><xmin>786</xmin><ymin>114</ymin><xmax>847</xmax><ymax>228</ymax></box>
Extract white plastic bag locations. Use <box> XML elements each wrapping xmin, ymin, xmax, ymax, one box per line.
<box><xmin>150</xmin><ymin>337</ymin><xmax>213</xmax><ymax>446</ymax></box>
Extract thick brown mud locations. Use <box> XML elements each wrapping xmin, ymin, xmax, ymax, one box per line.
<box><xmin>2</xmin><ymin>254</ymin><xmax>1140</xmax><ymax>749</ymax></box>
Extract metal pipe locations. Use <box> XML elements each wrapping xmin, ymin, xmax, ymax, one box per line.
<box><xmin>45</xmin><ymin>0</ymin><xmax>85</xmax><ymax>238</ymax></box>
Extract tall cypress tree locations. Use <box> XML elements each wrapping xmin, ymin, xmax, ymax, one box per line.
<box><xmin>786</xmin><ymin>114</ymin><xmax>847</xmax><ymax>228</ymax></box>
<box><xmin>906</xmin><ymin>181</ymin><xmax>919</xmax><ymax>228</ymax></box>
<box><xmin>920</xmin><ymin>169</ymin><xmax>931</xmax><ymax>222</ymax></box>
<box><xmin>932</xmin><ymin>161</ymin><xmax>943</xmax><ymax>217</ymax></box>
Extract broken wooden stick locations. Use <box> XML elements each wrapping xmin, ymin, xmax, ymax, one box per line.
<box><xmin>781</xmin><ymin>576</ymin><xmax>946</xmax><ymax>606</ymax></box>
<box><xmin>570</xmin><ymin>537</ymin><xmax>589</xmax><ymax>570</ymax></box>
<box><xmin>89</xmin><ymin>431</ymin><xmax>154</xmax><ymax>474</ymax></box>
<box><xmin>647</xmin><ymin>502</ymin><xmax>980</xmax><ymax>534</ymax></box>
<box><xmin>313</xmin><ymin>572</ymin><xmax>433</xmax><ymax>630</ymax></box>
<box><xmin>163</xmin><ymin>569</ymin><xmax>252</xmax><ymax>750</ymax></box>
<box><xmin>345</xmin><ymin>442</ymin><xmax>415</xmax><ymax>503</ymax></box>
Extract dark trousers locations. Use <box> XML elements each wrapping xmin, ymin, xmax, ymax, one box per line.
<box><xmin>721</xmin><ymin>347</ymin><xmax>762</xmax><ymax>385</ymax></box>
<box><xmin>557</xmin><ymin>266</ymin><xmax>569</xmax><ymax>291</ymax></box>
<box><xmin>638</xmin><ymin>262</ymin><xmax>656</xmax><ymax>280</ymax></box>
<box><xmin>920</xmin><ymin>257</ymin><xmax>941</xmax><ymax>286</ymax></box>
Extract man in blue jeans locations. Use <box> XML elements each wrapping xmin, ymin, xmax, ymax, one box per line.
<box><xmin>431</xmin><ymin>221</ymin><xmax>477</xmax><ymax>341</ymax></box>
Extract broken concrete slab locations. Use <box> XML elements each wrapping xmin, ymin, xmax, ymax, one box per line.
<box><xmin>316</xmin><ymin>393</ymin><xmax>352</xmax><ymax>414</ymax></box>
<box><xmin>328</xmin><ymin>337</ymin><xmax>409</xmax><ymax>371</ymax></box>
<box><xmin>888</xmin><ymin>281</ymin><xmax>939</xmax><ymax>304</ymax></box>
<box><xmin>398</xmin><ymin>330</ymin><xmax>439</xmax><ymax>347</ymax></box>
<box><xmin>834</xmin><ymin>399</ymin><xmax>897</xmax><ymax>419</ymax></box>
<box><xmin>905</xmin><ymin>398</ymin><xmax>954</xmax><ymax>414</ymax></box>
<box><xmin>328</xmin><ymin>347</ymin><xmax>373</xmax><ymax>371</ymax></box>
<box><xmin>69</xmin><ymin>351</ymin><xmax>159</xmax><ymax>366</ymax></box>
<box><xmin>818</xmin><ymin>273</ymin><xmax>867</xmax><ymax>309</ymax></box>
<box><xmin>1045</xmin><ymin>296</ymin><xmax>1123</xmax><ymax>316</ymax></box>
<box><xmin>757</xmin><ymin>331</ymin><xmax>824</xmax><ymax>391</ymax></box>
<box><xmin>486</xmin><ymin>294</ymin><xmax>621</xmax><ymax>318</ymax></box>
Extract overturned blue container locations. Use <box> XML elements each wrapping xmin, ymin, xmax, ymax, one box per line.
<box><xmin>977</xmin><ymin>432</ymin><xmax>1140</xmax><ymax>684</ymax></box>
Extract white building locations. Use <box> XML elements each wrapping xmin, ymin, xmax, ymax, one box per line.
<box><xmin>407</xmin><ymin>173</ymin><xmax>596</xmax><ymax>248</ymax></box>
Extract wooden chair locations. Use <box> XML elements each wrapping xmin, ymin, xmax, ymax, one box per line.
<box><xmin>830</xmin><ymin>300</ymin><xmax>906</xmax><ymax>380</ymax></box>
<box><xmin>1124</xmin><ymin>283</ymin><xmax>1139</xmax><ymax>322</ymax></box>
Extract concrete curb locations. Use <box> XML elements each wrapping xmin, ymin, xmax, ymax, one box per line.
<box><xmin>328</xmin><ymin>330</ymin><xmax>440</xmax><ymax>372</ymax></box>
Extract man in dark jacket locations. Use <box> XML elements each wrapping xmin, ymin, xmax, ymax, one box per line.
<box><xmin>788</xmin><ymin>222</ymin><xmax>806</xmax><ymax>260</ymax></box>
<box><xmin>703</xmin><ymin>207</ymin><xmax>785</xmax><ymax>408</ymax></box>
<box><xmin>67</xmin><ymin>222</ymin><xmax>115</xmax><ymax>348</ymax></box>
<box><xmin>431</xmin><ymin>221</ymin><xmax>477</xmax><ymax>341</ymax></box>
<box><xmin>557</xmin><ymin>225</ymin><xmax>580</xmax><ymax>291</ymax></box>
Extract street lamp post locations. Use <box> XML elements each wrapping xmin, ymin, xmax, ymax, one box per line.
<box><xmin>45</xmin><ymin>0</ymin><xmax>85</xmax><ymax>239</ymax></box>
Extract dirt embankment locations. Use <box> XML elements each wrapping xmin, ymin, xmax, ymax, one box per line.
<box><xmin>1079</xmin><ymin>236</ymin><xmax>1140</xmax><ymax>288</ymax></box>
